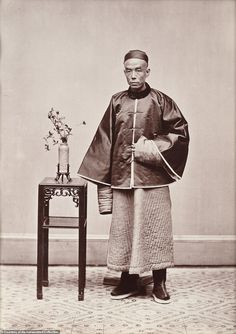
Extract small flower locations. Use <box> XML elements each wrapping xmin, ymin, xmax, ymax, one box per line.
<box><xmin>53</xmin><ymin>139</ymin><xmax>59</xmax><ymax>145</ymax></box>
<box><xmin>47</xmin><ymin>131</ymin><xmax>54</xmax><ymax>138</ymax></box>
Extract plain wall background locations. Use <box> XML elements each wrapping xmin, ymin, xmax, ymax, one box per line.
<box><xmin>1</xmin><ymin>0</ymin><xmax>235</xmax><ymax>255</ymax></box>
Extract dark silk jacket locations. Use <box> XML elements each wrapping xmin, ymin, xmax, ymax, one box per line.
<box><xmin>78</xmin><ymin>83</ymin><xmax>189</xmax><ymax>189</ymax></box>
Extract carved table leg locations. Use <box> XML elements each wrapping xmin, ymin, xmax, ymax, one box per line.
<box><xmin>78</xmin><ymin>188</ymin><xmax>87</xmax><ymax>301</ymax></box>
<box><xmin>43</xmin><ymin>200</ymin><xmax>49</xmax><ymax>287</ymax></box>
<box><xmin>37</xmin><ymin>185</ymin><xmax>44</xmax><ymax>299</ymax></box>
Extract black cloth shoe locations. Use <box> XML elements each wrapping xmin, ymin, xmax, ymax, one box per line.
<box><xmin>111</xmin><ymin>272</ymin><xmax>139</xmax><ymax>300</ymax></box>
<box><xmin>152</xmin><ymin>269</ymin><xmax>170</xmax><ymax>304</ymax></box>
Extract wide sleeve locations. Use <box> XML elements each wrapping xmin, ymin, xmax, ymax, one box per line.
<box><xmin>133</xmin><ymin>135</ymin><xmax>163</xmax><ymax>166</ymax></box>
<box><xmin>78</xmin><ymin>99</ymin><xmax>113</xmax><ymax>185</ymax></box>
<box><xmin>153</xmin><ymin>93</ymin><xmax>189</xmax><ymax>180</ymax></box>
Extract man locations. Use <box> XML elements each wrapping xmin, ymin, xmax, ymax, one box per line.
<box><xmin>78</xmin><ymin>50</ymin><xmax>189</xmax><ymax>303</ymax></box>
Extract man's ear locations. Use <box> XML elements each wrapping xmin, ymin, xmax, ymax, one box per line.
<box><xmin>146</xmin><ymin>68</ymin><xmax>150</xmax><ymax>76</ymax></box>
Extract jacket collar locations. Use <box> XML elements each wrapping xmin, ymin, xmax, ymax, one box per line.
<box><xmin>128</xmin><ymin>83</ymin><xmax>151</xmax><ymax>99</ymax></box>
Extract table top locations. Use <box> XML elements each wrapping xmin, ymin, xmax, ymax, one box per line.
<box><xmin>39</xmin><ymin>177</ymin><xmax>87</xmax><ymax>187</ymax></box>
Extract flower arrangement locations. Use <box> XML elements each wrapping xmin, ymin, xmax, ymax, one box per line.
<box><xmin>43</xmin><ymin>108</ymin><xmax>86</xmax><ymax>151</ymax></box>
<box><xmin>43</xmin><ymin>108</ymin><xmax>72</xmax><ymax>151</ymax></box>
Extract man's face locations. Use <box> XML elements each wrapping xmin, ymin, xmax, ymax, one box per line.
<box><xmin>124</xmin><ymin>58</ymin><xmax>150</xmax><ymax>91</ymax></box>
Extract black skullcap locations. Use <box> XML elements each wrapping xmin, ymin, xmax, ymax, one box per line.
<box><xmin>124</xmin><ymin>50</ymin><xmax>148</xmax><ymax>64</ymax></box>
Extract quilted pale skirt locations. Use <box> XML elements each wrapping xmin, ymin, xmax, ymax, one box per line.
<box><xmin>107</xmin><ymin>187</ymin><xmax>174</xmax><ymax>274</ymax></box>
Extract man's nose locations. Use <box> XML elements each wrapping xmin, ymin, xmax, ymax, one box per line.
<box><xmin>131</xmin><ymin>70</ymin><xmax>137</xmax><ymax>79</ymax></box>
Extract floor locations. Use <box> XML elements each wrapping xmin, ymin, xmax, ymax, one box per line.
<box><xmin>0</xmin><ymin>266</ymin><xmax>235</xmax><ymax>334</ymax></box>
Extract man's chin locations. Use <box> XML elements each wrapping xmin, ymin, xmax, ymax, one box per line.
<box><xmin>129</xmin><ymin>84</ymin><xmax>143</xmax><ymax>91</ymax></box>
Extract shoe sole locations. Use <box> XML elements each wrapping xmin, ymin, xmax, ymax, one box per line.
<box><xmin>152</xmin><ymin>293</ymin><xmax>171</xmax><ymax>304</ymax></box>
<box><xmin>111</xmin><ymin>290</ymin><xmax>139</xmax><ymax>300</ymax></box>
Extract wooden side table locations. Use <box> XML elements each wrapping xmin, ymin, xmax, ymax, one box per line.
<box><xmin>37</xmin><ymin>177</ymin><xmax>87</xmax><ymax>301</ymax></box>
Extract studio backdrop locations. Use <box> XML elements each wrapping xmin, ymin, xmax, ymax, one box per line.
<box><xmin>1</xmin><ymin>0</ymin><xmax>235</xmax><ymax>265</ymax></box>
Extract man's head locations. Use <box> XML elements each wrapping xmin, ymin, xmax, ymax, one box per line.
<box><xmin>124</xmin><ymin>50</ymin><xmax>150</xmax><ymax>92</ymax></box>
